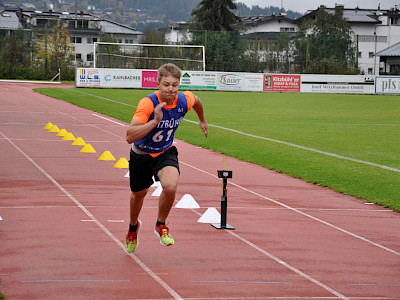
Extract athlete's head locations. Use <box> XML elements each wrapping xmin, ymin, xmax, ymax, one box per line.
<box><xmin>157</xmin><ymin>64</ymin><xmax>181</xmax><ymax>103</ymax></box>
<box><xmin>157</xmin><ymin>63</ymin><xmax>182</xmax><ymax>83</ymax></box>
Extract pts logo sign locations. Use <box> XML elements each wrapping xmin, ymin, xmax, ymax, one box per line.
<box><xmin>376</xmin><ymin>77</ymin><xmax>400</xmax><ymax>94</ymax></box>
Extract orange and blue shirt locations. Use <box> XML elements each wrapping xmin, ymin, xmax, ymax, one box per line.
<box><xmin>132</xmin><ymin>91</ymin><xmax>195</xmax><ymax>157</ymax></box>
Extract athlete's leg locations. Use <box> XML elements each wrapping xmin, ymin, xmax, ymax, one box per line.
<box><xmin>156</xmin><ymin>166</ymin><xmax>179</xmax><ymax>223</ymax></box>
<box><xmin>129</xmin><ymin>189</ymin><xmax>148</xmax><ymax>226</ymax></box>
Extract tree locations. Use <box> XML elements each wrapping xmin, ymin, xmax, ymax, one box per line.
<box><xmin>188</xmin><ymin>0</ymin><xmax>255</xmax><ymax>71</ymax></box>
<box><xmin>293</xmin><ymin>6</ymin><xmax>358</xmax><ymax>74</ymax></box>
<box><xmin>191</xmin><ymin>0</ymin><xmax>241</xmax><ymax>31</ymax></box>
<box><xmin>0</xmin><ymin>29</ymin><xmax>34</xmax><ymax>79</ymax></box>
<box><xmin>34</xmin><ymin>25</ymin><xmax>75</xmax><ymax>79</ymax></box>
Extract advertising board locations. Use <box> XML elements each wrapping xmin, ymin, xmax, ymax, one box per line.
<box><xmin>180</xmin><ymin>71</ymin><xmax>217</xmax><ymax>90</ymax></box>
<box><xmin>375</xmin><ymin>77</ymin><xmax>400</xmax><ymax>94</ymax></box>
<box><xmin>101</xmin><ymin>69</ymin><xmax>142</xmax><ymax>88</ymax></box>
<box><xmin>217</xmin><ymin>73</ymin><xmax>245</xmax><ymax>91</ymax></box>
<box><xmin>76</xmin><ymin>68</ymin><xmax>100</xmax><ymax>87</ymax></box>
<box><xmin>263</xmin><ymin>74</ymin><xmax>300</xmax><ymax>92</ymax></box>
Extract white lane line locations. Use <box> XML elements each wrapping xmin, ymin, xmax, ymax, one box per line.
<box><xmin>92</xmin><ymin>113</ymin><xmax>127</xmax><ymax>126</ymax></box>
<box><xmin>72</xmin><ymin>89</ymin><xmax>137</xmax><ymax>108</ymax></box>
<box><xmin>183</xmin><ymin>119</ymin><xmax>400</xmax><ymax>173</ymax></box>
<box><xmin>181</xmin><ymin>161</ymin><xmax>400</xmax><ymax>257</ymax></box>
<box><xmin>185</xmin><ymin>208</ymin><xmax>349</xmax><ymax>299</ymax></box>
<box><xmin>0</xmin><ymin>130</ymin><xmax>183</xmax><ymax>300</ymax></box>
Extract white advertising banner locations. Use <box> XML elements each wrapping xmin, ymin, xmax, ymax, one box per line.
<box><xmin>100</xmin><ymin>69</ymin><xmax>142</xmax><ymax>88</ymax></box>
<box><xmin>216</xmin><ymin>73</ymin><xmax>245</xmax><ymax>91</ymax></box>
<box><xmin>300</xmin><ymin>83</ymin><xmax>375</xmax><ymax>94</ymax></box>
<box><xmin>76</xmin><ymin>68</ymin><xmax>394</xmax><ymax>95</ymax></box>
<box><xmin>76</xmin><ymin>68</ymin><xmax>100</xmax><ymax>87</ymax></box>
<box><xmin>300</xmin><ymin>74</ymin><xmax>375</xmax><ymax>94</ymax></box>
<box><xmin>180</xmin><ymin>71</ymin><xmax>217</xmax><ymax>90</ymax></box>
<box><xmin>244</xmin><ymin>73</ymin><xmax>264</xmax><ymax>91</ymax></box>
<box><xmin>375</xmin><ymin>77</ymin><xmax>400</xmax><ymax>94</ymax></box>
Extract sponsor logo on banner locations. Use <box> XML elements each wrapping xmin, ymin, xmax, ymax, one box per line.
<box><xmin>375</xmin><ymin>77</ymin><xmax>400</xmax><ymax>94</ymax></box>
<box><xmin>78</xmin><ymin>69</ymin><xmax>100</xmax><ymax>87</ymax></box>
<box><xmin>104</xmin><ymin>75</ymin><xmax>140</xmax><ymax>82</ymax></box>
<box><xmin>217</xmin><ymin>73</ymin><xmax>244</xmax><ymax>90</ymax></box>
<box><xmin>263</xmin><ymin>74</ymin><xmax>300</xmax><ymax>92</ymax></box>
<box><xmin>142</xmin><ymin>70</ymin><xmax>158</xmax><ymax>88</ymax></box>
<box><xmin>179</xmin><ymin>72</ymin><xmax>217</xmax><ymax>90</ymax></box>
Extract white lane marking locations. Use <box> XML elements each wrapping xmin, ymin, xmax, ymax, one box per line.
<box><xmin>181</xmin><ymin>161</ymin><xmax>400</xmax><ymax>257</ymax></box>
<box><xmin>183</xmin><ymin>119</ymin><xmax>400</xmax><ymax>173</ymax></box>
<box><xmin>0</xmin><ymin>130</ymin><xmax>183</xmax><ymax>300</ymax></box>
<box><xmin>92</xmin><ymin>113</ymin><xmax>127</xmax><ymax>126</ymax></box>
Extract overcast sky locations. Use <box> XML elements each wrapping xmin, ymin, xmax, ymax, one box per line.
<box><xmin>239</xmin><ymin>0</ymin><xmax>399</xmax><ymax>13</ymax></box>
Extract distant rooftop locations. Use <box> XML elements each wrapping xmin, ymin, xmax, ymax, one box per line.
<box><xmin>0</xmin><ymin>10</ymin><xmax>22</xmax><ymax>30</ymax></box>
<box><xmin>376</xmin><ymin>42</ymin><xmax>400</xmax><ymax>57</ymax></box>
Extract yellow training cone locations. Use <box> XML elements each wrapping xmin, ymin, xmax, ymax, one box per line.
<box><xmin>72</xmin><ymin>137</ymin><xmax>86</xmax><ymax>146</ymax></box>
<box><xmin>48</xmin><ymin>125</ymin><xmax>60</xmax><ymax>133</ymax></box>
<box><xmin>98</xmin><ymin>151</ymin><xmax>116</xmax><ymax>161</ymax></box>
<box><xmin>56</xmin><ymin>128</ymin><xmax>68</xmax><ymax>137</ymax></box>
<box><xmin>44</xmin><ymin>122</ymin><xmax>53</xmax><ymax>130</ymax></box>
<box><xmin>80</xmin><ymin>143</ymin><xmax>96</xmax><ymax>153</ymax></box>
<box><xmin>62</xmin><ymin>132</ymin><xmax>76</xmax><ymax>141</ymax></box>
<box><xmin>113</xmin><ymin>157</ymin><xmax>129</xmax><ymax>168</ymax></box>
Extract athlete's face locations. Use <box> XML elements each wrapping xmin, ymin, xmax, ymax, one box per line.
<box><xmin>158</xmin><ymin>75</ymin><xmax>180</xmax><ymax>104</ymax></box>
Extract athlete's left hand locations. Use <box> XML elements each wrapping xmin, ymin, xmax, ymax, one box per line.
<box><xmin>199</xmin><ymin>121</ymin><xmax>208</xmax><ymax>138</ymax></box>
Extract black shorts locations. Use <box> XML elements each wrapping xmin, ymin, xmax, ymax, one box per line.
<box><xmin>129</xmin><ymin>146</ymin><xmax>179</xmax><ymax>192</ymax></box>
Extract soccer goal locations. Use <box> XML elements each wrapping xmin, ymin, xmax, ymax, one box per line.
<box><xmin>93</xmin><ymin>42</ymin><xmax>205</xmax><ymax>71</ymax></box>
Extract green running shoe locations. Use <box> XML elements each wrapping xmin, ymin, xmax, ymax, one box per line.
<box><xmin>154</xmin><ymin>224</ymin><xmax>174</xmax><ymax>246</ymax></box>
<box><xmin>125</xmin><ymin>220</ymin><xmax>141</xmax><ymax>253</ymax></box>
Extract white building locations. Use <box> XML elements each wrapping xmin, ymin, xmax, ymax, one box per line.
<box><xmin>298</xmin><ymin>5</ymin><xmax>400</xmax><ymax>75</ymax></box>
<box><xmin>239</xmin><ymin>4</ymin><xmax>400</xmax><ymax>75</ymax></box>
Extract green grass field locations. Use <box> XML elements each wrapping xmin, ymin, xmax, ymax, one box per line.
<box><xmin>35</xmin><ymin>87</ymin><xmax>400</xmax><ymax>212</ymax></box>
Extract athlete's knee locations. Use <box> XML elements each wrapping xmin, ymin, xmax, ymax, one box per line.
<box><xmin>131</xmin><ymin>189</ymin><xmax>148</xmax><ymax>200</ymax></box>
<box><xmin>161</xmin><ymin>181</ymin><xmax>177</xmax><ymax>196</ymax></box>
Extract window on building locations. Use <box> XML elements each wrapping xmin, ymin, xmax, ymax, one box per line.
<box><xmin>37</xmin><ymin>19</ymin><xmax>47</xmax><ymax>26</ymax></box>
<box><xmin>367</xmin><ymin>68</ymin><xmax>373</xmax><ymax>74</ymax></box>
<box><xmin>280</xmin><ymin>27</ymin><xmax>295</xmax><ymax>32</ymax></box>
<box><xmin>87</xmin><ymin>37</ymin><xmax>98</xmax><ymax>44</ymax></box>
<box><xmin>77</xmin><ymin>20</ymin><xmax>89</xmax><ymax>28</ymax></box>
<box><xmin>76</xmin><ymin>53</ymin><xmax>82</xmax><ymax>61</ymax></box>
<box><xmin>358</xmin><ymin>52</ymin><xmax>362</xmax><ymax>58</ymax></box>
<box><xmin>117</xmin><ymin>39</ymin><xmax>123</xmax><ymax>43</ymax></box>
<box><xmin>87</xmin><ymin>53</ymin><xmax>93</xmax><ymax>61</ymax></box>
<box><xmin>70</xmin><ymin>37</ymin><xmax>82</xmax><ymax>43</ymax></box>
<box><xmin>390</xmin><ymin>17</ymin><xmax>400</xmax><ymax>25</ymax></box>
<box><xmin>369</xmin><ymin>52</ymin><xmax>374</xmax><ymax>58</ymax></box>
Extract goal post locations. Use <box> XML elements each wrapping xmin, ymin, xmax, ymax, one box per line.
<box><xmin>93</xmin><ymin>42</ymin><xmax>206</xmax><ymax>71</ymax></box>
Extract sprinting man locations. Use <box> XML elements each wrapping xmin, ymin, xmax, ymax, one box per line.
<box><xmin>125</xmin><ymin>63</ymin><xmax>208</xmax><ymax>253</ymax></box>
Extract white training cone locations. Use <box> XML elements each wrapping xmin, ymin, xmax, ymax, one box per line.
<box><xmin>152</xmin><ymin>185</ymin><xmax>163</xmax><ymax>196</ymax></box>
<box><xmin>197</xmin><ymin>208</ymin><xmax>221</xmax><ymax>223</ymax></box>
<box><xmin>175</xmin><ymin>194</ymin><xmax>200</xmax><ymax>209</ymax></box>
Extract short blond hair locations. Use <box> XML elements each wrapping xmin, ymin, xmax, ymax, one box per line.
<box><xmin>157</xmin><ymin>63</ymin><xmax>182</xmax><ymax>82</ymax></box>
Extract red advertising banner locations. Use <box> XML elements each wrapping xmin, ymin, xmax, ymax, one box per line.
<box><xmin>142</xmin><ymin>70</ymin><xmax>158</xmax><ymax>88</ymax></box>
<box><xmin>263</xmin><ymin>74</ymin><xmax>300</xmax><ymax>92</ymax></box>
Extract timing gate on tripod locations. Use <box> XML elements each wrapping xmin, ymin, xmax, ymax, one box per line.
<box><xmin>212</xmin><ymin>157</ymin><xmax>235</xmax><ymax>230</ymax></box>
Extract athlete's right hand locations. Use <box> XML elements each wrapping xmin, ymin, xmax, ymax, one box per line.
<box><xmin>153</xmin><ymin>102</ymin><xmax>166</xmax><ymax>123</ymax></box>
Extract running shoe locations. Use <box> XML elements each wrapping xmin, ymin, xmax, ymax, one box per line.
<box><xmin>125</xmin><ymin>220</ymin><xmax>141</xmax><ymax>253</ymax></box>
<box><xmin>154</xmin><ymin>223</ymin><xmax>174</xmax><ymax>246</ymax></box>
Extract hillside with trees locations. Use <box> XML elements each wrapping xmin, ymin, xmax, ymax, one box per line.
<box><xmin>28</xmin><ymin>0</ymin><xmax>302</xmax><ymax>30</ymax></box>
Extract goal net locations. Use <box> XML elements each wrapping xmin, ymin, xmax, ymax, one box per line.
<box><xmin>94</xmin><ymin>42</ymin><xmax>205</xmax><ymax>71</ymax></box>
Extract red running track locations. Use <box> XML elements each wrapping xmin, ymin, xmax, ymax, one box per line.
<box><xmin>0</xmin><ymin>81</ymin><xmax>399</xmax><ymax>300</ymax></box>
